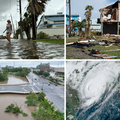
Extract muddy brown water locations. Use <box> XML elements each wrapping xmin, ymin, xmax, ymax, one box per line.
<box><xmin>0</xmin><ymin>75</ymin><xmax>28</xmax><ymax>84</ymax></box>
<box><xmin>0</xmin><ymin>94</ymin><xmax>35</xmax><ymax>120</ymax></box>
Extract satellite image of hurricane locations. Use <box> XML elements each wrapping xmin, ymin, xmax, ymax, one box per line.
<box><xmin>66</xmin><ymin>61</ymin><xmax>120</xmax><ymax>120</ymax></box>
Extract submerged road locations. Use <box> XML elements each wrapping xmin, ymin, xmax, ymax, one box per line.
<box><xmin>0</xmin><ymin>39</ymin><xmax>64</xmax><ymax>59</ymax></box>
<box><xmin>0</xmin><ymin>72</ymin><xmax>64</xmax><ymax>112</ymax></box>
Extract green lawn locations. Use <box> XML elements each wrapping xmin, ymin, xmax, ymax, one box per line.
<box><xmin>66</xmin><ymin>39</ymin><xmax>79</xmax><ymax>43</ymax></box>
<box><xmin>66</xmin><ymin>36</ymin><xmax>80</xmax><ymax>43</ymax></box>
<box><xmin>100</xmin><ymin>51</ymin><xmax>120</xmax><ymax>59</ymax></box>
<box><xmin>66</xmin><ymin>55</ymin><xmax>78</xmax><ymax>59</ymax></box>
<box><xmin>34</xmin><ymin>39</ymin><xmax>64</xmax><ymax>45</ymax></box>
<box><xmin>66</xmin><ymin>45</ymin><xmax>120</xmax><ymax>59</ymax></box>
<box><xmin>85</xmin><ymin>45</ymin><xmax>119</xmax><ymax>51</ymax></box>
<box><xmin>66</xmin><ymin>46</ymin><xmax>79</xmax><ymax>50</ymax></box>
<box><xmin>85</xmin><ymin>45</ymin><xmax>120</xmax><ymax>58</ymax></box>
<box><xmin>8</xmin><ymin>72</ymin><xmax>16</xmax><ymax>75</ymax></box>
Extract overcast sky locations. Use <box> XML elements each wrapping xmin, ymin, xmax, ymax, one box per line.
<box><xmin>0</xmin><ymin>61</ymin><xmax>64</xmax><ymax>68</ymax></box>
<box><xmin>66</xmin><ymin>0</ymin><xmax>117</xmax><ymax>20</ymax></box>
<box><xmin>0</xmin><ymin>0</ymin><xmax>64</xmax><ymax>36</ymax></box>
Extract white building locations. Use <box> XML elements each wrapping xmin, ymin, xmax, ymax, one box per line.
<box><xmin>37</xmin><ymin>13</ymin><xmax>64</xmax><ymax>36</ymax></box>
<box><xmin>91</xmin><ymin>19</ymin><xmax>101</xmax><ymax>31</ymax></box>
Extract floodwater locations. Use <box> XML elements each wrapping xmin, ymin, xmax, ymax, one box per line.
<box><xmin>0</xmin><ymin>75</ymin><xmax>28</xmax><ymax>84</ymax></box>
<box><xmin>0</xmin><ymin>39</ymin><xmax>64</xmax><ymax>59</ymax></box>
<box><xmin>0</xmin><ymin>94</ymin><xmax>35</xmax><ymax>120</ymax></box>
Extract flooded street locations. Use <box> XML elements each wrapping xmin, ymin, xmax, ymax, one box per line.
<box><xmin>0</xmin><ymin>94</ymin><xmax>35</xmax><ymax>120</ymax></box>
<box><xmin>0</xmin><ymin>75</ymin><xmax>28</xmax><ymax>84</ymax></box>
<box><xmin>0</xmin><ymin>39</ymin><xmax>64</xmax><ymax>59</ymax></box>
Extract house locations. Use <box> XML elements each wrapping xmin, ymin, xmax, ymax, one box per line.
<box><xmin>99</xmin><ymin>0</ymin><xmax>120</xmax><ymax>35</ymax></box>
<box><xmin>91</xmin><ymin>19</ymin><xmax>101</xmax><ymax>31</ymax></box>
<box><xmin>37</xmin><ymin>13</ymin><xmax>64</xmax><ymax>36</ymax></box>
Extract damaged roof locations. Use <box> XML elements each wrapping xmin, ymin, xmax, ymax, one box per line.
<box><xmin>99</xmin><ymin>1</ymin><xmax>118</xmax><ymax>11</ymax></box>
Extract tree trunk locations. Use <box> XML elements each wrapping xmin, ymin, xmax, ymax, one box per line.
<box><xmin>32</xmin><ymin>13</ymin><xmax>38</xmax><ymax>40</ymax></box>
<box><xmin>32</xmin><ymin>14</ymin><xmax>36</xmax><ymax>40</ymax></box>
<box><xmin>25</xmin><ymin>29</ymin><xmax>31</xmax><ymax>40</ymax></box>
<box><xmin>88</xmin><ymin>19</ymin><xmax>91</xmax><ymax>35</ymax></box>
<box><xmin>79</xmin><ymin>28</ymin><xmax>82</xmax><ymax>37</ymax></box>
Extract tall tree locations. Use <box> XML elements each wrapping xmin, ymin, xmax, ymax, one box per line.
<box><xmin>85</xmin><ymin>5</ymin><xmax>93</xmax><ymax>35</ymax></box>
<box><xmin>27</xmin><ymin>0</ymin><xmax>50</xmax><ymax>40</ymax></box>
<box><xmin>18</xmin><ymin>12</ymin><xmax>32</xmax><ymax>40</ymax></box>
<box><xmin>73</xmin><ymin>19</ymin><xmax>86</xmax><ymax>37</ymax></box>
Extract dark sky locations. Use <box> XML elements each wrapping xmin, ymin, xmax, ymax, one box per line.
<box><xmin>0</xmin><ymin>0</ymin><xmax>64</xmax><ymax>36</ymax></box>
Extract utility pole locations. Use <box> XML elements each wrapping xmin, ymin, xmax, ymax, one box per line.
<box><xmin>69</xmin><ymin>0</ymin><xmax>71</xmax><ymax>37</ymax></box>
<box><xmin>32</xmin><ymin>0</ymin><xmax>37</xmax><ymax>40</ymax></box>
<box><xmin>10</xmin><ymin>14</ymin><xmax>15</xmax><ymax>38</ymax></box>
<box><xmin>19</xmin><ymin>0</ymin><xmax>23</xmax><ymax>39</ymax></box>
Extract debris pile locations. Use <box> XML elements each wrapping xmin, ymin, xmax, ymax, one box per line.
<box><xmin>66</xmin><ymin>35</ymin><xmax>120</xmax><ymax>59</ymax></box>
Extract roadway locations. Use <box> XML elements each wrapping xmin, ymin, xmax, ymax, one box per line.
<box><xmin>28</xmin><ymin>72</ymin><xmax>64</xmax><ymax>112</ymax></box>
<box><xmin>0</xmin><ymin>72</ymin><xmax>64</xmax><ymax>112</ymax></box>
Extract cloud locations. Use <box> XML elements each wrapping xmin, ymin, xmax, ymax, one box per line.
<box><xmin>0</xmin><ymin>61</ymin><xmax>64</xmax><ymax>68</ymax></box>
<box><xmin>67</xmin><ymin>0</ymin><xmax>116</xmax><ymax>19</ymax></box>
<box><xmin>0</xmin><ymin>0</ymin><xmax>64</xmax><ymax>35</ymax></box>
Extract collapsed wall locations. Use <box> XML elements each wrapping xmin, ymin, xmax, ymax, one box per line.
<box><xmin>99</xmin><ymin>0</ymin><xmax>120</xmax><ymax>35</ymax></box>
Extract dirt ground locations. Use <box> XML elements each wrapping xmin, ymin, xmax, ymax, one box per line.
<box><xmin>66</xmin><ymin>49</ymin><xmax>99</xmax><ymax>59</ymax></box>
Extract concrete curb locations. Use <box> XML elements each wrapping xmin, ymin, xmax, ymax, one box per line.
<box><xmin>0</xmin><ymin>83</ymin><xmax>29</xmax><ymax>86</ymax></box>
<box><xmin>26</xmin><ymin>76</ymin><xmax>32</xmax><ymax>84</ymax></box>
<box><xmin>0</xmin><ymin>91</ymin><xmax>39</xmax><ymax>94</ymax></box>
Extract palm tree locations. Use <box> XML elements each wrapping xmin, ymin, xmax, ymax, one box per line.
<box><xmin>27</xmin><ymin>0</ymin><xmax>50</xmax><ymax>40</ymax></box>
<box><xmin>85</xmin><ymin>5</ymin><xmax>93</xmax><ymax>35</ymax></box>
<box><xmin>18</xmin><ymin>12</ymin><xmax>32</xmax><ymax>40</ymax></box>
<box><xmin>73</xmin><ymin>19</ymin><xmax>86</xmax><ymax>37</ymax></box>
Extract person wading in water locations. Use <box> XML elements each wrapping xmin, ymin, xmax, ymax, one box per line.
<box><xmin>3</xmin><ymin>20</ymin><xmax>13</xmax><ymax>43</ymax></box>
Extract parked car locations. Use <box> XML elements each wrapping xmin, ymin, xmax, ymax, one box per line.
<box><xmin>48</xmin><ymin>83</ymin><xmax>50</xmax><ymax>86</ymax></box>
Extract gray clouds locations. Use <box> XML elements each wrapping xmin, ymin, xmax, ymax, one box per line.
<box><xmin>0</xmin><ymin>0</ymin><xmax>64</xmax><ymax>35</ymax></box>
<box><xmin>0</xmin><ymin>61</ymin><xmax>64</xmax><ymax>68</ymax></box>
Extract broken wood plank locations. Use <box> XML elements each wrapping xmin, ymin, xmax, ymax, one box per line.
<box><xmin>102</xmin><ymin>49</ymin><xmax>120</xmax><ymax>52</ymax></box>
<box><xmin>103</xmin><ymin>56</ymin><xmax>117</xmax><ymax>59</ymax></box>
<box><xmin>92</xmin><ymin>54</ymin><xmax>109</xmax><ymax>57</ymax></box>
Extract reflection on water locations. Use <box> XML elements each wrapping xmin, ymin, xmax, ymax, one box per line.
<box><xmin>0</xmin><ymin>39</ymin><xmax>64</xmax><ymax>59</ymax></box>
<box><xmin>0</xmin><ymin>75</ymin><xmax>28</xmax><ymax>84</ymax></box>
<box><xmin>0</xmin><ymin>94</ymin><xmax>35</xmax><ymax>120</ymax></box>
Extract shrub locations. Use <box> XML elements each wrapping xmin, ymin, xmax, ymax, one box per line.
<box><xmin>5</xmin><ymin>103</ymin><xmax>28</xmax><ymax>117</ymax></box>
<box><xmin>39</xmin><ymin>70</ymin><xmax>44</xmax><ymax>75</ymax></box>
<box><xmin>12</xmin><ymin>106</ymin><xmax>20</xmax><ymax>113</ymax></box>
<box><xmin>0</xmin><ymin>72</ymin><xmax>8</xmax><ymax>81</ymax></box>
<box><xmin>25</xmin><ymin>92</ymin><xmax>38</xmax><ymax>106</ymax></box>
<box><xmin>38</xmin><ymin>92</ymin><xmax>46</xmax><ymax>102</ymax></box>
<box><xmin>43</xmin><ymin>72</ymin><xmax>50</xmax><ymax>77</ymax></box>
<box><xmin>92</xmin><ymin>31</ymin><xmax>101</xmax><ymax>36</ymax></box>
<box><xmin>5</xmin><ymin>104</ymin><xmax>14</xmax><ymax>112</ymax></box>
<box><xmin>37</xmin><ymin>31</ymin><xmax>49</xmax><ymax>39</ymax></box>
<box><xmin>31</xmin><ymin>99</ymin><xmax>64</xmax><ymax>120</ymax></box>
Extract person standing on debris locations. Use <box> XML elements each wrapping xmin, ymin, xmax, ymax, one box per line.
<box><xmin>3</xmin><ymin>20</ymin><xmax>13</xmax><ymax>43</ymax></box>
